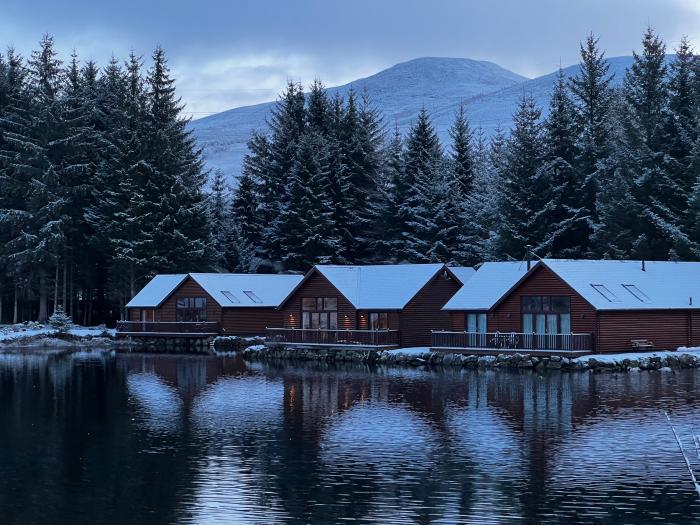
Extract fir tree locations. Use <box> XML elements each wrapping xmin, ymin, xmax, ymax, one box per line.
<box><xmin>449</xmin><ymin>103</ymin><xmax>475</xmax><ymax>198</ymax></box>
<box><xmin>496</xmin><ymin>95</ymin><xmax>544</xmax><ymax>259</ymax></box>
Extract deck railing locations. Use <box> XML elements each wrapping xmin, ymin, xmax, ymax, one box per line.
<box><xmin>266</xmin><ymin>328</ymin><xmax>400</xmax><ymax>347</ymax></box>
<box><xmin>116</xmin><ymin>321</ymin><xmax>220</xmax><ymax>335</ymax></box>
<box><xmin>432</xmin><ymin>331</ymin><xmax>593</xmax><ymax>353</ymax></box>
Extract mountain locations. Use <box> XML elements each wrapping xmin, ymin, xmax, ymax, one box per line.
<box><xmin>189</xmin><ymin>56</ymin><xmax>635</xmax><ymax>181</ymax></box>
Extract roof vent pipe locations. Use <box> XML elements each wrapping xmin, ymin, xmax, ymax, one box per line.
<box><xmin>525</xmin><ymin>245</ymin><xmax>533</xmax><ymax>271</ymax></box>
<box><xmin>691</xmin><ymin>296</ymin><xmax>693</xmax><ymax>306</ymax></box>
<box><xmin>641</xmin><ymin>260</ymin><xmax>646</xmax><ymax>272</ymax></box>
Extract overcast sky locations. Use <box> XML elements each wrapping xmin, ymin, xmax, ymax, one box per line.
<box><xmin>3</xmin><ymin>0</ymin><xmax>700</xmax><ymax>118</ymax></box>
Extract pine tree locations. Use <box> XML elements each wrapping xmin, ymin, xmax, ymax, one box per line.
<box><xmin>535</xmin><ymin>68</ymin><xmax>587</xmax><ymax>257</ymax></box>
<box><xmin>209</xmin><ymin>169</ymin><xmax>229</xmax><ymax>269</ymax></box>
<box><xmin>229</xmin><ymin>166</ymin><xmax>262</xmax><ymax>271</ymax></box>
<box><xmin>570</xmin><ymin>33</ymin><xmax>614</xmax><ymax>253</ymax></box>
<box><xmin>278</xmin><ymin>133</ymin><xmax>337</xmax><ymax>270</ymax></box>
<box><xmin>496</xmin><ymin>95</ymin><xmax>544</xmax><ymax>259</ymax></box>
<box><xmin>400</xmin><ymin>108</ymin><xmax>443</xmax><ymax>261</ymax></box>
<box><xmin>449</xmin><ymin>103</ymin><xmax>475</xmax><ymax>198</ymax></box>
<box><xmin>620</xmin><ymin>27</ymin><xmax>677</xmax><ymax>258</ymax></box>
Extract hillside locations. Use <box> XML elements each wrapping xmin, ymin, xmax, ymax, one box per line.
<box><xmin>189</xmin><ymin>56</ymin><xmax>635</xmax><ymax>180</ymax></box>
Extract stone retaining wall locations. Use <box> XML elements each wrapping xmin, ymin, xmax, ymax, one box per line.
<box><xmin>242</xmin><ymin>343</ymin><xmax>700</xmax><ymax>372</ymax></box>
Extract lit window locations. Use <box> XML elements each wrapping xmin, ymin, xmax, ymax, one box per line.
<box><xmin>590</xmin><ymin>284</ymin><xmax>620</xmax><ymax>302</ymax></box>
<box><xmin>622</xmin><ymin>284</ymin><xmax>650</xmax><ymax>303</ymax></box>
<box><xmin>221</xmin><ymin>291</ymin><xmax>240</xmax><ymax>304</ymax></box>
<box><xmin>243</xmin><ymin>290</ymin><xmax>263</xmax><ymax>304</ymax></box>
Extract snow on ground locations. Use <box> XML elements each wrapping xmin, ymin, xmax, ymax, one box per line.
<box><xmin>573</xmin><ymin>347</ymin><xmax>700</xmax><ymax>364</ymax></box>
<box><xmin>384</xmin><ymin>347</ymin><xmax>432</xmax><ymax>356</ymax></box>
<box><xmin>0</xmin><ymin>324</ymin><xmax>114</xmax><ymax>343</ymax></box>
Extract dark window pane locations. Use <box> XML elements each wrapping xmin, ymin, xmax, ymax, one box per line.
<box><xmin>521</xmin><ymin>296</ymin><xmax>541</xmax><ymax>312</ymax></box>
<box><xmin>302</xmin><ymin>312</ymin><xmax>310</xmax><ymax>329</ymax></box>
<box><xmin>542</xmin><ymin>296</ymin><xmax>550</xmax><ymax>312</ymax></box>
<box><xmin>177</xmin><ymin>298</ymin><xmax>186</xmax><ymax>308</ymax></box>
<box><xmin>330</xmin><ymin>312</ymin><xmax>338</xmax><ymax>329</ymax></box>
<box><xmin>302</xmin><ymin>298</ymin><xmax>316</xmax><ymax>311</ymax></box>
<box><xmin>311</xmin><ymin>313</ymin><xmax>320</xmax><ymax>329</ymax></box>
<box><xmin>323</xmin><ymin>297</ymin><xmax>337</xmax><ymax>311</ymax></box>
<box><xmin>320</xmin><ymin>313</ymin><xmax>329</xmax><ymax>329</ymax></box>
<box><xmin>551</xmin><ymin>296</ymin><xmax>570</xmax><ymax>313</ymax></box>
<box><xmin>316</xmin><ymin>298</ymin><xmax>323</xmax><ymax>311</ymax></box>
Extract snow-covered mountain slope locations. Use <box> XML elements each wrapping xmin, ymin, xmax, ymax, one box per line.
<box><xmin>188</xmin><ymin>56</ymin><xmax>635</xmax><ymax>181</ymax></box>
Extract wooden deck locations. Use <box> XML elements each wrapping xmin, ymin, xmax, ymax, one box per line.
<box><xmin>431</xmin><ymin>331</ymin><xmax>594</xmax><ymax>356</ymax></box>
<box><xmin>266</xmin><ymin>328</ymin><xmax>400</xmax><ymax>349</ymax></box>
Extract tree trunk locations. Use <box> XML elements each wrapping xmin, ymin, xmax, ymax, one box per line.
<box><xmin>13</xmin><ymin>286</ymin><xmax>18</xmax><ymax>324</ymax></box>
<box><xmin>53</xmin><ymin>263</ymin><xmax>59</xmax><ymax>312</ymax></box>
<box><xmin>0</xmin><ymin>292</ymin><xmax>3</xmax><ymax>324</ymax></box>
<box><xmin>62</xmin><ymin>262</ymin><xmax>67</xmax><ymax>314</ymax></box>
<box><xmin>38</xmin><ymin>270</ymin><xmax>48</xmax><ymax>323</ymax></box>
<box><xmin>69</xmin><ymin>266</ymin><xmax>74</xmax><ymax>317</ymax></box>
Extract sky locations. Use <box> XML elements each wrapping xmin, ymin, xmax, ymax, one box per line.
<box><xmin>2</xmin><ymin>0</ymin><xmax>700</xmax><ymax>119</ymax></box>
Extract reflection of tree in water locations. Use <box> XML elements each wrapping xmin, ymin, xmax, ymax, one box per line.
<box><xmin>1</xmin><ymin>352</ymin><xmax>700</xmax><ymax>523</ymax></box>
<box><xmin>0</xmin><ymin>352</ymin><xmax>201</xmax><ymax>525</ymax></box>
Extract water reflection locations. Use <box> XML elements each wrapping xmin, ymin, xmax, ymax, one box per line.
<box><xmin>0</xmin><ymin>351</ymin><xmax>699</xmax><ymax>524</ymax></box>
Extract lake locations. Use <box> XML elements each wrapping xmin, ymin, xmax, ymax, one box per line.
<box><xmin>1</xmin><ymin>350</ymin><xmax>699</xmax><ymax>524</ymax></box>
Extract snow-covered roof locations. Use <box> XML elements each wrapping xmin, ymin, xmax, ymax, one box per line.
<box><xmin>313</xmin><ymin>263</ymin><xmax>449</xmax><ymax>309</ymax></box>
<box><xmin>126</xmin><ymin>273</ymin><xmax>303</xmax><ymax>308</ymax></box>
<box><xmin>538</xmin><ymin>259</ymin><xmax>700</xmax><ymax>310</ymax></box>
<box><xmin>443</xmin><ymin>261</ymin><xmax>529</xmax><ymax>310</ymax></box>
<box><xmin>126</xmin><ymin>274</ymin><xmax>188</xmax><ymax>308</ymax></box>
<box><xmin>189</xmin><ymin>273</ymin><xmax>303</xmax><ymax>308</ymax></box>
<box><xmin>448</xmin><ymin>266</ymin><xmax>477</xmax><ymax>285</ymax></box>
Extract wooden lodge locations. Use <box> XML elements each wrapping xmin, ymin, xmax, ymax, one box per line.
<box><xmin>118</xmin><ymin>273</ymin><xmax>303</xmax><ymax>338</ymax></box>
<box><xmin>268</xmin><ymin>264</ymin><xmax>475</xmax><ymax>349</ymax></box>
<box><xmin>437</xmin><ymin>259</ymin><xmax>700</xmax><ymax>355</ymax></box>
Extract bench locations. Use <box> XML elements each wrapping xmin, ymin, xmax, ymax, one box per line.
<box><xmin>631</xmin><ymin>339</ymin><xmax>654</xmax><ymax>350</ymax></box>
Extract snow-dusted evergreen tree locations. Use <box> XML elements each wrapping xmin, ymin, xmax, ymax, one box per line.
<box><xmin>261</xmin><ymin>81</ymin><xmax>306</xmax><ymax>265</ymax></box>
<box><xmin>278</xmin><ymin>133</ymin><xmax>337</xmax><ymax>270</ymax></box>
<box><xmin>496</xmin><ymin>95</ymin><xmax>544</xmax><ymax>260</ymax></box>
<box><xmin>570</xmin><ymin>33</ymin><xmax>614</xmax><ymax>253</ymax></box>
<box><xmin>229</xmin><ymin>166</ymin><xmax>262</xmax><ymax>271</ymax></box>
<box><xmin>209</xmin><ymin>169</ymin><xmax>229</xmax><ymax>269</ymax></box>
<box><xmin>535</xmin><ymin>68</ymin><xmax>587</xmax><ymax>257</ymax></box>
<box><xmin>142</xmin><ymin>47</ymin><xmax>213</xmax><ymax>274</ymax></box>
<box><xmin>449</xmin><ymin>103</ymin><xmax>475</xmax><ymax>198</ymax></box>
<box><xmin>619</xmin><ymin>28</ymin><xmax>677</xmax><ymax>258</ymax></box>
<box><xmin>400</xmin><ymin>108</ymin><xmax>444</xmax><ymax>262</ymax></box>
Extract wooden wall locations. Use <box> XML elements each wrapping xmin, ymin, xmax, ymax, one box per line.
<box><xmin>597</xmin><ymin>310</ymin><xmax>692</xmax><ymax>353</ymax></box>
<box><xmin>221</xmin><ymin>308</ymin><xmax>284</xmax><ymax>335</ymax></box>
<box><xmin>400</xmin><ymin>270</ymin><xmax>462</xmax><ymax>347</ymax></box>
<box><xmin>156</xmin><ymin>277</ymin><xmax>222</xmax><ymax>323</ymax></box>
<box><xmin>490</xmin><ymin>265</ymin><xmax>597</xmax><ymax>335</ymax></box>
<box><xmin>280</xmin><ymin>271</ymin><xmax>357</xmax><ymax>329</ymax></box>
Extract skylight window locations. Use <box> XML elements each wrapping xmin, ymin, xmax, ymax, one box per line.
<box><xmin>590</xmin><ymin>284</ymin><xmax>620</xmax><ymax>302</ymax></box>
<box><xmin>243</xmin><ymin>290</ymin><xmax>263</xmax><ymax>304</ymax></box>
<box><xmin>622</xmin><ymin>284</ymin><xmax>651</xmax><ymax>303</ymax></box>
<box><xmin>221</xmin><ymin>291</ymin><xmax>240</xmax><ymax>304</ymax></box>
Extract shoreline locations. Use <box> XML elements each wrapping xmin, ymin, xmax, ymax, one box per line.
<box><xmin>242</xmin><ymin>344</ymin><xmax>700</xmax><ymax>373</ymax></box>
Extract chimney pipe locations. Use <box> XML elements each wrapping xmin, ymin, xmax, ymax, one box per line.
<box><xmin>525</xmin><ymin>245</ymin><xmax>533</xmax><ymax>270</ymax></box>
<box><xmin>641</xmin><ymin>260</ymin><xmax>646</xmax><ymax>272</ymax></box>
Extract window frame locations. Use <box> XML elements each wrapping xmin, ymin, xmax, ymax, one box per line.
<box><xmin>176</xmin><ymin>297</ymin><xmax>207</xmax><ymax>322</ymax></box>
<box><xmin>520</xmin><ymin>295</ymin><xmax>571</xmax><ymax>334</ymax></box>
<box><xmin>301</xmin><ymin>296</ymin><xmax>338</xmax><ymax>330</ymax></box>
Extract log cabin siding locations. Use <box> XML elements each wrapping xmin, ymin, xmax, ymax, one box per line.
<box><xmin>450</xmin><ymin>311</ymin><xmax>466</xmax><ymax>331</ymax></box>
<box><xmin>156</xmin><ymin>277</ymin><xmax>222</xmax><ymax>323</ymax></box>
<box><xmin>400</xmin><ymin>270</ymin><xmax>462</xmax><ymax>347</ymax></box>
<box><xmin>490</xmin><ymin>265</ymin><xmax>597</xmax><ymax>336</ymax></box>
<box><xmin>280</xmin><ymin>271</ymin><xmax>357</xmax><ymax>329</ymax></box>
<box><xmin>596</xmin><ymin>310</ymin><xmax>691</xmax><ymax>352</ymax></box>
<box><xmin>221</xmin><ymin>308</ymin><xmax>283</xmax><ymax>335</ymax></box>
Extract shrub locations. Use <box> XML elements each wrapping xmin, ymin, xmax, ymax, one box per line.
<box><xmin>49</xmin><ymin>307</ymin><xmax>74</xmax><ymax>334</ymax></box>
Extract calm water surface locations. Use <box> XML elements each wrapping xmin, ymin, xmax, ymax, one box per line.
<box><xmin>1</xmin><ymin>350</ymin><xmax>700</xmax><ymax>524</ymax></box>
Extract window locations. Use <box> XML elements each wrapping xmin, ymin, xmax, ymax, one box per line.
<box><xmin>221</xmin><ymin>291</ymin><xmax>240</xmax><ymax>304</ymax></box>
<box><xmin>369</xmin><ymin>312</ymin><xmax>389</xmax><ymax>330</ymax></box>
<box><xmin>521</xmin><ymin>295</ymin><xmax>570</xmax><ymax>334</ymax></box>
<box><xmin>591</xmin><ymin>284</ymin><xmax>620</xmax><ymax>302</ymax></box>
<box><xmin>243</xmin><ymin>290</ymin><xmax>263</xmax><ymax>304</ymax></box>
<box><xmin>176</xmin><ymin>297</ymin><xmax>207</xmax><ymax>322</ymax></box>
<box><xmin>622</xmin><ymin>284</ymin><xmax>650</xmax><ymax>303</ymax></box>
<box><xmin>466</xmin><ymin>312</ymin><xmax>487</xmax><ymax>333</ymax></box>
<box><xmin>301</xmin><ymin>297</ymin><xmax>338</xmax><ymax>329</ymax></box>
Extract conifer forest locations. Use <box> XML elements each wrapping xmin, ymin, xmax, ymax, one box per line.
<box><xmin>2</xmin><ymin>28</ymin><xmax>700</xmax><ymax>324</ymax></box>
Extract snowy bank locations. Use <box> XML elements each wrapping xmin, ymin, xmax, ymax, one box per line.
<box><xmin>0</xmin><ymin>324</ymin><xmax>116</xmax><ymax>348</ymax></box>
